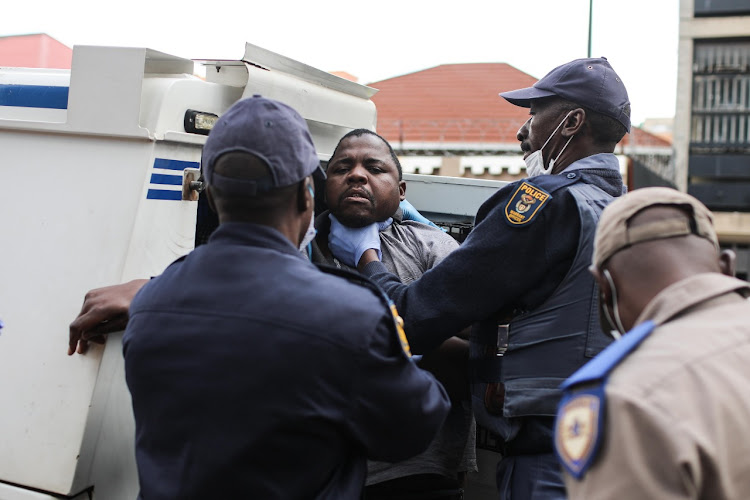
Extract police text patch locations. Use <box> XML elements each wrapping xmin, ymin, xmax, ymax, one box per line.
<box><xmin>505</xmin><ymin>182</ymin><xmax>551</xmax><ymax>225</ymax></box>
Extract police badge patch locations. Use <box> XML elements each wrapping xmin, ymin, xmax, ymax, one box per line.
<box><xmin>505</xmin><ymin>182</ymin><xmax>551</xmax><ymax>225</ymax></box>
<box><xmin>553</xmin><ymin>321</ymin><xmax>658</xmax><ymax>480</ymax></box>
<box><xmin>554</xmin><ymin>387</ymin><xmax>605</xmax><ymax>479</ymax></box>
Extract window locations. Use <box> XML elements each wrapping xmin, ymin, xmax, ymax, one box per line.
<box><xmin>691</xmin><ymin>40</ymin><xmax>750</xmax><ymax>152</ymax></box>
<box><xmin>694</xmin><ymin>0</ymin><xmax>750</xmax><ymax>17</ymax></box>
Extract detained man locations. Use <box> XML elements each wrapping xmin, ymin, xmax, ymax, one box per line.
<box><xmin>312</xmin><ymin>129</ymin><xmax>476</xmax><ymax>500</ymax></box>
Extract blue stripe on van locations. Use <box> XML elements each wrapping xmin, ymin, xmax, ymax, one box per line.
<box><xmin>0</xmin><ymin>84</ymin><xmax>69</xmax><ymax>109</ymax></box>
<box><xmin>150</xmin><ymin>173</ymin><xmax>183</xmax><ymax>186</ymax></box>
<box><xmin>147</xmin><ymin>189</ymin><xmax>183</xmax><ymax>201</ymax></box>
<box><xmin>153</xmin><ymin>158</ymin><xmax>199</xmax><ymax>171</ymax></box>
<box><xmin>147</xmin><ymin>159</ymin><xmax>200</xmax><ymax>201</ymax></box>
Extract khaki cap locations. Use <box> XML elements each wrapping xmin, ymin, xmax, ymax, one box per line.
<box><xmin>593</xmin><ymin>187</ymin><xmax>719</xmax><ymax>269</ymax></box>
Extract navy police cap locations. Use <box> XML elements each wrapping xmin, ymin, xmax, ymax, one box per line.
<box><xmin>500</xmin><ymin>57</ymin><xmax>631</xmax><ymax>133</ymax></box>
<box><xmin>202</xmin><ymin>95</ymin><xmax>325</xmax><ymax>196</ymax></box>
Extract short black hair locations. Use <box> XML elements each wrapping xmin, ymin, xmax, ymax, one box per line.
<box><xmin>550</xmin><ymin>97</ymin><xmax>627</xmax><ymax>146</ymax></box>
<box><xmin>580</xmin><ymin>107</ymin><xmax>627</xmax><ymax>145</ymax></box>
<box><xmin>329</xmin><ymin>129</ymin><xmax>402</xmax><ymax>180</ymax></box>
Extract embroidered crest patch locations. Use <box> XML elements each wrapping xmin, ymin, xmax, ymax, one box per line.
<box><xmin>389</xmin><ymin>302</ymin><xmax>412</xmax><ymax>357</ymax></box>
<box><xmin>505</xmin><ymin>182</ymin><xmax>551</xmax><ymax>225</ymax></box>
<box><xmin>554</xmin><ymin>389</ymin><xmax>604</xmax><ymax>479</ymax></box>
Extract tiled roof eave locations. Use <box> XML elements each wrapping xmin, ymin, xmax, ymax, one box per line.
<box><xmin>393</xmin><ymin>142</ymin><xmax>522</xmax><ymax>153</ymax></box>
<box><xmin>619</xmin><ymin>145</ymin><xmax>673</xmax><ymax>155</ymax></box>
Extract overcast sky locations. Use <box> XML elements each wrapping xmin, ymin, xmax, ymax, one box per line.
<box><xmin>4</xmin><ymin>0</ymin><xmax>679</xmax><ymax>125</ymax></box>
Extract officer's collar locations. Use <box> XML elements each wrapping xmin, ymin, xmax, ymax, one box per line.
<box><xmin>209</xmin><ymin>222</ymin><xmax>304</xmax><ymax>259</ymax></box>
<box><xmin>562</xmin><ymin>153</ymin><xmax>620</xmax><ymax>174</ymax></box>
<box><xmin>635</xmin><ymin>273</ymin><xmax>750</xmax><ymax>327</ymax></box>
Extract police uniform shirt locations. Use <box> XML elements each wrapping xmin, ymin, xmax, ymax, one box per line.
<box><xmin>560</xmin><ymin>273</ymin><xmax>750</xmax><ymax>500</ymax></box>
<box><xmin>360</xmin><ymin>153</ymin><xmax>624</xmax><ymax>353</ymax></box>
<box><xmin>357</xmin><ymin>153</ymin><xmax>624</xmax><ymax>500</ymax></box>
<box><xmin>123</xmin><ymin>222</ymin><xmax>450</xmax><ymax>500</ymax></box>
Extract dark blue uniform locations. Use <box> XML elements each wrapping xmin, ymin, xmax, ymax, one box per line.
<box><xmin>123</xmin><ymin>222</ymin><xmax>450</xmax><ymax>500</ymax></box>
<box><xmin>361</xmin><ymin>154</ymin><xmax>624</xmax><ymax>499</ymax></box>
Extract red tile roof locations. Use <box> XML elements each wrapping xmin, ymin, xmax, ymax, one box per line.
<box><xmin>0</xmin><ymin>34</ymin><xmax>72</xmax><ymax>69</ymax></box>
<box><xmin>368</xmin><ymin>62</ymin><xmax>671</xmax><ymax>148</ymax></box>
<box><xmin>369</xmin><ymin>63</ymin><xmax>536</xmax><ymax>145</ymax></box>
<box><xmin>620</xmin><ymin>126</ymin><xmax>672</xmax><ymax>148</ymax></box>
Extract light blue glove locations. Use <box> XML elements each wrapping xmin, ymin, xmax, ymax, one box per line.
<box><xmin>328</xmin><ymin>214</ymin><xmax>381</xmax><ymax>268</ymax></box>
<box><xmin>376</xmin><ymin>217</ymin><xmax>394</xmax><ymax>231</ymax></box>
<box><xmin>399</xmin><ymin>199</ymin><xmax>441</xmax><ymax>230</ymax></box>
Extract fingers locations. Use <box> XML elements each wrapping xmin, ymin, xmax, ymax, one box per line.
<box><xmin>68</xmin><ymin>309</ymin><xmax>127</xmax><ymax>355</ymax></box>
<box><xmin>75</xmin><ymin>339</ymin><xmax>89</xmax><ymax>355</ymax></box>
<box><xmin>68</xmin><ymin>279</ymin><xmax>148</xmax><ymax>356</ymax></box>
<box><xmin>69</xmin><ymin>295</ymin><xmax>109</xmax><ymax>355</ymax></box>
<box><xmin>69</xmin><ymin>313</ymin><xmax>88</xmax><ymax>356</ymax></box>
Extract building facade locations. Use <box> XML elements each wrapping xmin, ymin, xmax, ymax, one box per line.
<box><xmin>369</xmin><ymin>62</ymin><xmax>673</xmax><ymax>191</ymax></box>
<box><xmin>674</xmin><ymin>0</ymin><xmax>750</xmax><ymax>279</ymax></box>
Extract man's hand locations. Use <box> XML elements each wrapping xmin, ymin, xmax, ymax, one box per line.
<box><xmin>328</xmin><ymin>214</ymin><xmax>381</xmax><ymax>268</ymax></box>
<box><xmin>68</xmin><ymin>279</ymin><xmax>149</xmax><ymax>355</ymax></box>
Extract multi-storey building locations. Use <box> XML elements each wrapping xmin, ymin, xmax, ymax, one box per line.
<box><xmin>674</xmin><ymin>0</ymin><xmax>750</xmax><ymax>279</ymax></box>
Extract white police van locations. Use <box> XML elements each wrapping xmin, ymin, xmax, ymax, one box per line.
<box><xmin>0</xmin><ymin>42</ymin><xmax>502</xmax><ymax>499</ymax></box>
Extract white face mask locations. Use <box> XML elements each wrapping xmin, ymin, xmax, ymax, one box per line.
<box><xmin>524</xmin><ymin>111</ymin><xmax>575</xmax><ymax>177</ymax></box>
<box><xmin>601</xmin><ymin>269</ymin><xmax>627</xmax><ymax>339</ymax></box>
<box><xmin>299</xmin><ymin>184</ymin><xmax>317</xmax><ymax>257</ymax></box>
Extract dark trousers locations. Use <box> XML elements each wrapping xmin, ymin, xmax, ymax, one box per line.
<box><xmin>495</xmin><ymin>453</ymin><xmax>566</xmax><ymax>500</ymax></box>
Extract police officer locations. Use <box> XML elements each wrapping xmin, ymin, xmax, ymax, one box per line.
<box><xmin>122</xmin><ymin>96</ymin><xmax>450</xmax><ymax>499</ymax></box>
<box><xmin>556</xmin><ymin>187</ymin><xmax>750</xmax><ymax>499</ymax></box>
<box><xmin>327</xmin><ymin>58</ymin><xmax>630</xmax><ymax>499</ymax></box>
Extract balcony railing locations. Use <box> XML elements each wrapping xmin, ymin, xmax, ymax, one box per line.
<box><xmin>691</xmin><ymin>112</ymin><xmax>750</xmax><ymax>150</ymax></box>
<box><xmin>691</xmin><ymin>42</ymin><xmax>750</xmax><ymax>151</ymax></box>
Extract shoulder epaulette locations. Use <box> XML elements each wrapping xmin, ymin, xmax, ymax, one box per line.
<box><xmin>561</xmin><ymin>320</ymin><xmax>656</xmax><ymax>390</ymax></box>
<box><xmin>503</xmin><ymin>173</ymin><xmax>582</xmax><ymax>227</ymax></box>
<box><xmin>528</xmin><ymin>170</ymin><xmax>582</xmax><ymax>193</ymax></box>
<box><xmin>554</xmin><ymin>320</ymin><xmax>656</xmax><ymax>480</ymax></box>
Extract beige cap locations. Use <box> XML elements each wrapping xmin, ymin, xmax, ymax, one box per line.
<box><xmin>593</xmin><ymin>187</ymin><xmax>719</xmax><ymax>269</ymax></box>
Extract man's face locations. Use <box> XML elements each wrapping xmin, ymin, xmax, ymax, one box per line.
<box><xmin>325</xmin><ymin>134</ymin><xmax>405</xmax><ymax>228</ymax></box>
<box><xmin>516</xmin><ymin>98</ymin><xmax>570</xmax><ymax>165</ymax></box>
